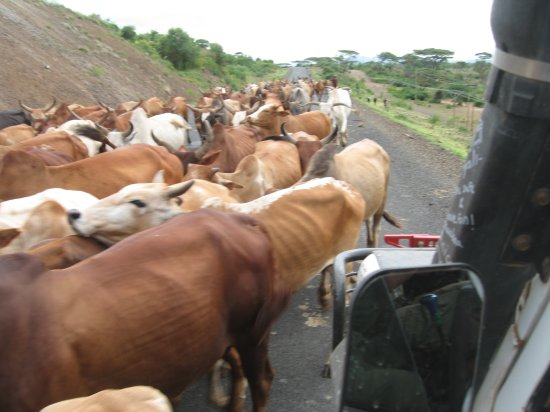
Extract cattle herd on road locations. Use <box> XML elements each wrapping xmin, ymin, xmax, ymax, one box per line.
<box><xmin>0</xmin><ymin>78</ymin><xmax>401</xmax><ymax>412</ymax></box>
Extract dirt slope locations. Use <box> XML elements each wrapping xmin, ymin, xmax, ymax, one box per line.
<box><xmin>0</xmin><ymin>0</ymin><xmax>200</xmax><ymax>110</ymax></box>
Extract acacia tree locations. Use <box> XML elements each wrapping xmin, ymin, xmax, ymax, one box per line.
<box><xmin>413</xmin><ymin>48</ymin><xmax>455</xmax><ymax>69</ymax></box>
<box><xmin>338</xmin><ymin>49</ymin><xmax>359</xmax><ymax>70</ymax></box>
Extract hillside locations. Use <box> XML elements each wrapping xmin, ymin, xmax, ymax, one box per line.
<box><xmin>0</xmin><ymin>0</ymin><xmax>202</xmax><ymax>110</ymax></box>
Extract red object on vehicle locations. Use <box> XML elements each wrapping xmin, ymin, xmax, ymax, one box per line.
<box><xmin>384</xmin><ymin>234</ymin><xmax>440</xmax><ymax>248</ymax></box>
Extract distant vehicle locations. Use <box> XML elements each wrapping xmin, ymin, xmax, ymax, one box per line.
<box><xmin>330</xmin><ymin>0</ymin><xmax>550</xmax><ymax>411</ymax></box>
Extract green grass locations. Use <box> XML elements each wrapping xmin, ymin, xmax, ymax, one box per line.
<box><xmin>356</xmin><ymin>94</ymin><xmax>471</xmax><ymax>159</ymax></box>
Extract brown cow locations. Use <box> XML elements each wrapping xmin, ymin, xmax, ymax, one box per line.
<box><xmin>0</xmin><ymin>209</ymin><xmax>290</xmax><ymax>412</ymax></box>
<box><xmin>0</xmin><ymin>144</ymin><xmax>183</xmax><ymax>200</ymax></box>
<box><xmin>18</xmin><ymin>97</ymin><xmax>57</xmax><ymax>132</ymax></box>
<box><xmin>187</xmin><ymin>122</ymin><xmax>263</xmax><ymax>175</ymax></box>
<box><xmin>244</xmin><ymin>103</ymin><xmax>332</xmax><ymax>139</ymax></box>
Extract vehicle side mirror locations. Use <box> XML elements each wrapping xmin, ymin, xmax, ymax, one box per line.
<box><xmin>333</xmin><ymin>263</ymin><xmax>484</xmax><ymax>412</ymax></box>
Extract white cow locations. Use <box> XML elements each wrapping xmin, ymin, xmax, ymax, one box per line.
<box><xmin>107</xmin><ymin>107</ymin><xmax>192</xmax><ymax>152</ymax></box>
<box><xmin>326</xmin><ymin>87</ymin><xmax>353</xmax><ymax>147</ymax></box>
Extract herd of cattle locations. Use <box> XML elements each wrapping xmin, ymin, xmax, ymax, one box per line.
<box><xmin>0</xmin><ymin>78</ymin><xmax>402</xmax><ymax>412</ymax></box>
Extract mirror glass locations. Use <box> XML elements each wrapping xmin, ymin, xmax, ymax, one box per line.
<box><xmin>341</xmin><ymin>265</ymin><xmax>483</xmax><ymax>412</ymax></box>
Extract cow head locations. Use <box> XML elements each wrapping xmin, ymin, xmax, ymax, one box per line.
<box><xmin>67</xmin><ymin>180</ymin><xmax>195</xmax><ymax>245</ymax></box>
<box><xmin>19</xmin><ymin>97</ymin><xmax>57</xmax><ymax>132</ymax></box>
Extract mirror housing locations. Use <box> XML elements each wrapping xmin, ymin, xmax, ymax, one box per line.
<box><xmin>332</xmin><ymin>249</ymin><xmax>484</xmax><ymax>412</ymax></box>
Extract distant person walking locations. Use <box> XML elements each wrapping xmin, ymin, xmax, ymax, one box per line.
<box><xmin>383</xmin><ymin>98</ymin><xmax>388</xmax><ymax>109</ymax></box>
<box><xmin>331</xmin><ymin>76</ymin><xmax>338</xmax><ymax>88</ymax></box>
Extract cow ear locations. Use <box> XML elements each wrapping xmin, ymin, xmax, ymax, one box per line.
<box><xmin>216</xmin><ymin>174</ymin><xmax>243</xmax><ymax>190</ymax></box>
<box><xmin>199</xmin><ymin>150</ymin><xmax>221</xmax><ymax>166</ymax></box>
<box><xmin>0</xmin><ymin>228</ymin><xmax>21</xmax><ymax>248</ymax></box>
<box><xmin>277</xmin><ymin>111</ymin><xmax>290</xmax><ymax>117</ymax></box>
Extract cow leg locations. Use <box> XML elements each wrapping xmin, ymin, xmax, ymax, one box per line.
<box><xmin>209</xmin><ymin>348</ymin><xmax>248</xmax><ymax>411</ymax></box>
<box><xmin>237</xmin><ymin>339</ymin><xmax>273</xmax><ymax>412</ymax></box>
<box><xmin>318</xmin><ymin>264</ymin><xmax>333</xmax><ymax>311</ymax></box>
<box><xmin>209</xmin><ymin>359</ymin><xmax>230</xmax><ymax>408</ymax></box>
<box><xmin>225</xmin><ymin>347</ymin><xmax>248</xmax><ymax>412</ymax></box>
<box><xmin>365</xmin><ymin>219</ymin><xmax>374</xmax><ymax>248</ymax></box>
<box><xmin>370</xmin><ymin>210</ymin><xmax>384</xmax><ymax>248</ymax></box>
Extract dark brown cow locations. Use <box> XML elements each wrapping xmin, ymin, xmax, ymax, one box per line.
<box><xmin>186</xmin><ymin>122</ymin><xmax>263</xmax><ymax>175</ymax></box>
<box><xmin>0</xmin><ymin>143</ymin><xmax>183</xmax><ymax>200</ymax></box>
<box><xmin>0</xmin><ymin>209</ymin><xmax>290</xmax><ymax>412</ymax></box>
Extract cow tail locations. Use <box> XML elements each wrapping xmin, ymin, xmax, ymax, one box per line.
<box><xmin>383</xmin><ymin>211</ymin><xmax>403</xmax><ymax>228</ymax></box>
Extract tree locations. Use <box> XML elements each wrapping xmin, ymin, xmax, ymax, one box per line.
<box><xmin>413</xmin><ymin>48</ymin><xmax>454</xmax><ymax>69</ymax></box>
<box><xmin>196</xmin><ymin>39</ymin><xmax>210</xmax><ymax>49</ymax></box>
<box><xmin>338</xmin><ymin>49</ymin><xmax>359</xmax><ymax>70</ymax></box>
<box><xmin>209</xmin><ymin>43</ymin><xmax>225</xmax><ymax>66</ymax></box>
<box><xmin>120</xmin><ymin>25</ymin><xmax>136</xmax><ymax>42</ymax></box>
<box><xmin>377</xmin><ymin>52</ymin><xmax>399</xmax><ymax>64</ymax></box>
<box><xmin>158</xmin><ymin>28</ymin><xmax>200</xmax><ymax>70</ymax></box>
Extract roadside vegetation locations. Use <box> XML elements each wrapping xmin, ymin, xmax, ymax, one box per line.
<box><xmin>48</xmin><ymin>2</ymin><xmax>491</xmax><ymax>159</ymax></box>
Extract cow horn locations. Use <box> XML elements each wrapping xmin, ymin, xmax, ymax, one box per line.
<box><xmin>320</xmin><ymin>126</ymin><xmax>338</xmax><ymax>145</ymax></box>
<box><xmin>68</xmin><ymin>108</ymin><xmax>83</xmax><ymax>120</ymax></box>
<box><xmin>121</xmin><ymin>122</ymin><xmax>134</xmax><ymax>139</ymax></box>
<box><xmin>18</xmin><ymin>100</ymin><xmax>34</xmax><ymax>112</ymax></box>
<box><xmin>44</xmin><ymin>96</ymin><xmax>57</xmax><ymax>112</ymax></box>
<box><xmin>151</xmin><ymin>130</ymin><xmax>174</xmax><ymax>152</ymax></box>
<box><xmin>280</xmin><ymin>123</ymin><xmax>297</xmax><ymax>143</ymax></box>
<box><xmin>92</xmin><ymin>123</ymin><xmax>117</xmax><ymax>149</ymax></box>
<box><xmin>97</xmin><ymin>100</ymin><xmax>113</xmax><ymax>111</ymax></box>
<box><xmin>129</xmin><ymin>99</ymin><xmax>144</xmax><ymax>112</ymax></box>
<box><xmin>245</xmin><ymin>101</ymin><xmax>261</xmax><ymax>115</ymax></box>
<box><xmin>166</xmin><ymin>179</ymin><xmax>195</xmax><ymax>198</ymax></box>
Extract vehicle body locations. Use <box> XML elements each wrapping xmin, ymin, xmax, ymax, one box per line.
<box><xmin>331</xmin><ymin>0</ymin><xmax>550</xmax><ymax>410</ymax></box>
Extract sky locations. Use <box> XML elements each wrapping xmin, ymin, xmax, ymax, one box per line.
<box><xmin>52</xmin><ymin>0</ymin><xmax>496</xmax><ymax>64</ymax></box>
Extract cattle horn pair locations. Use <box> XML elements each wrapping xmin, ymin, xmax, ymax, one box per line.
<box><xmin>19</xmin><ymin>96</ymin><xmax>57</xmax><ymax>112</ymax></box>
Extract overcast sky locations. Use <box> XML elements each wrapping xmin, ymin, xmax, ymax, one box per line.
<box><xmin>52</xmin><ymin>0</ymin><xmax>496</xmax><ymax>64</ymax></box>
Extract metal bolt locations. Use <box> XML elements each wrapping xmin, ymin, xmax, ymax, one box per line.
<box><xmin>512</xmin><ymin>234</ymin><xmax>531</xmax><ymax>252</ymax></box>
<box><xmin>532</xmin><ymin>188</ymin><xmax>550</xmax><ymax>206</ymax></box>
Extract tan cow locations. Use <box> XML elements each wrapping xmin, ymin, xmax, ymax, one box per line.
<box><xmin>67</xmin><ymin>177</ymin><xmax>365</xmax><ymax>299</ymax></box>
<box><xmin>0</xmin><ymin>131</ymin><xmax>89</xmax><ymax>162</ymax></box>
<box><xmin>0</xmin><ymin>201</ymin><xmax>76</xmax><ymax>255</ymax></box>
<box><xmin>215</xmin><ymin>139</ymin><xmax>302</xmax><ymax>202</ymax></box>
<box><xmin>300</xmin><ymin>140</ymin><xmax>402</xmax><ymax>247</ymax></box>
<box><xmin>40</xmin><ymin>386</ymin><xmax>173</xmax><ymax>412</ymax></box>
<box><xmin>0</xmin><ymin>124</ymin><xmax>36</xmax><ymax>145</ymax></box>
<box><xmin>0</xmin><ymin>144</ymin><xmax>183</xmax><ymax>200</ymax></box>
